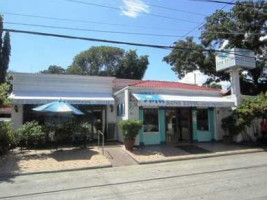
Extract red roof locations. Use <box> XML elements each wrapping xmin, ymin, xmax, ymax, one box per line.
<box><xmin>129</xmin><ymin>80</ymin><xmax>221</xmax><ymax>92</ymax></box>
<box><xmin>0</xmin><ymin>107</ymin><xmax>12</xmax><ymax>114</ymax></box>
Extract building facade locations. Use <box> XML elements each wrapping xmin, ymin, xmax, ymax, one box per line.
<box><xmin>10</xmin><ymin>73</ymin><xmax>235</xmax><ymax>145</ymax></box>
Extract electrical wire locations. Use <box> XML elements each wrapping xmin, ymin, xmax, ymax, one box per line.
<box><xmin>4</xmin><ymin>21</ymin><xmax>266</xmax><ymax>38</ymax></box>
<box><xmin>63</xmin><ymin>0</ymin><xmax>202</xmax><ymax>24</ymax></box>
<box><xmin>181</xmin><ymin>0</ymin><xmax>235</xmax><ymax>39</ymax></box>
<box><xmin>0</xmin><ymin>11</ymin><xmax>189</xmax><ymax>32</ymax></box>
<box><xmin>103</xmin><ymin>0</ymin><xmax>207</xmax><ymax>17</ymax></box>
<box><xmin>1</xmin><ymin>28</ymin><xmax>262</xmax><ymax>60</ymax></box>
<box><xmin>189</xmin><ymin>0</ymin><xmax>265</xmax><ymax>8</ymax></box>
<box><xmin>3</xmin><ymin>22</ymin><xmax>185</xmax><ymax>38</ymax></box>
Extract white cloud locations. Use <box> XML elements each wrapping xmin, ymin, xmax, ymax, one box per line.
<box><xmin>178</xmin><ymin>70</ymin><xmax>230</xmax><ymax>90</ymax></box>
<box><xmin>260</xmin><ymin>35</ymin><xmax>267</xmax><ymax>42</ymax></box>
<box><xmin>179</xmin><ymin>70</ymin><xmax>209</xmax><ymax>86</ymax></box>
<box><xmin>120</xmin><ymin>0</ymin><xmax>149</xmax><ymax>18</ymax></box>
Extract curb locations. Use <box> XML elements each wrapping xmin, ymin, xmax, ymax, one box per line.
<box><xmin>124</xmin><ymin>148</ymin><xmax>265</xmax><ymax>165</ymax></box>
<box><xmin>0</xmin><ymin>164</ymin><xmax>112</xmax><ymax>179</ymax></box>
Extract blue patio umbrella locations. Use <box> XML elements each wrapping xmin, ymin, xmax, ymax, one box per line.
<box><xmin>32</xmin><ymin>100</ymin><xmax>84</xmax><ymax>115</ymax></box>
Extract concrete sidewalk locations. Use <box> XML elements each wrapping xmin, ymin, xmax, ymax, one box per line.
<box><xmin>105</xmin><ymin>146</ymin><xmax>137</xmax><ymax>167</ymax></box>
<box><xmin>125</xmin><ymin>143</ymin><xmax>265</xmax><ymax>164</ymax></box>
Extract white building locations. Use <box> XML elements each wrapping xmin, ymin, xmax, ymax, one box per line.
<box><xmin>10</xmin><ymin>73</ymin><xmax>235</xmax><ymax>145</ymax></box>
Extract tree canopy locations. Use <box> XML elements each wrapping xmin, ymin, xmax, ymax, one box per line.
<box><xmin>115</xmin><ymin>50</ymin><xmax>149</xmax><ymax>79</ymax></box>
<box><xmin>0</xmin><ymin>15</ymin><xmax>11</xmax><ymax>84</ymax></box>
<box><xmin>67</xmin><ymin>46</ymin><xmax>149</xmax><ymax>79</ymax></box>
<box><xmin>164</xmin><ymin>0</ymin><xmax>267</xmax><ymax>94</ymax></box>
<box><xmin>0</xmin><ymin>83</ymin><xmax>11</xmax><ymax>108</ymax></box>
<box><xmin>40</xmin><ymin>65</ymin><xmax>66</xmax><ymax>74</ymax></box>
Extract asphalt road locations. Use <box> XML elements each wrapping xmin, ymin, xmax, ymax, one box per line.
<box><xmin>1</xmin><ymin>152</ymin><xmax>267</xmax><ymax>200</ymax></box>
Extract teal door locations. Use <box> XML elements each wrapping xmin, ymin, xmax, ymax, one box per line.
<box><xmin>192</xmin><ymin>108</ymin><xmax>215</xmax><ymax>142</ymax></box>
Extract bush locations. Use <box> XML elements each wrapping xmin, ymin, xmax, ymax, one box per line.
<box><xmin>54</xmin><ymin>121</ymin><xmax>77</xmax><ymax>144</ymax></box>
<box><xmin>222</xmin><ymin>92</ymin><xmax>267</xmax><ymax>138</ymax></box>
<box><xmin>0</xmin><ymin>122</ymin><xmax>16</xmax><ymax>155</ymax></box>
<box><xmin>17</xmin><ymin>121</ymin><xmax>45</xmax><ymax>147</ymax></box>
<box><xmin>118</xmin><ymin>120</ymin><xmax>142</xmax><ymax>141</ymax></box>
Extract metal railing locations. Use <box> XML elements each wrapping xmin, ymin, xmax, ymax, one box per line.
<box><xmin>97</xmin><ymin>130</ymin><xmax>105</xmax><ymax>154</ymax></box>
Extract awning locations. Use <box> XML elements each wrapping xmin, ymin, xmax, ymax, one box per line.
<box><xmin>10</xmin><ymin>94</ymin><xmax>114</xmax><ymax>105</ymax></box>
<box><xmin>132</xmin><ymin>93</ymin><xmax>235</xmax><ymax>107</ymax></box>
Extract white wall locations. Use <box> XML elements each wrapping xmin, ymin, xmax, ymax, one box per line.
<box><xmin>214</xmin><ymin>107</ymin><xmax>233</xmax><ymax>140</ymax></box>
<box><xmin>11</xmin><ymin>105</ymin><xmax>23</xmax><ymax>130</ymax></box>
<box><xmin>115</xmin><ymin>92</ymin><xmax>125</xmax><ymax>142</ymax></box>
<box><xmin>234</xmin><ymin>119</ymin><xmax>262</xmax><ymax>142</ymax></box>
<box><xmin>215</xmin><ymin>108</ymin><xmax>262</xmax><ymax>142</ymax></box>
<box><xmin>106</xmin><ymin>104</ymin><xmax>117</xmax><ymax>140</ymax></box>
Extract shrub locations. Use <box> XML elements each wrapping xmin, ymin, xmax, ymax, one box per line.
<box><xmin>0</xmin><ymin>122</ymin><xmax>16</xmax><ymax>155</ymax></box>
<box><xmin>118</xmin><ymin>120</ymin><xmax>142</xmax><ymax>141</ymax></box>
<box><xmin>17</xmin><ymin>121</ymin><xmax>45</xmax><ymax>147</ymax></box>
<box><xmin>54</xmin><ymin>121</ymin><xmax>76</xmax><ymax>144</ymax></box>
<box><xmin>222</xmin><ymin>92</ymin><xmax>267</xmax><ymax>138</ymax></box>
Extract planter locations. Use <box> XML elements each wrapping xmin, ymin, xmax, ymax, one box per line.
<box><xmin>124</xmin><ymin>140</ymin><xmax>135</xmax><ymax>151</ymax></box>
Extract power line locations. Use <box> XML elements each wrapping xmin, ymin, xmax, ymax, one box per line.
<box><xmin>4</xmin><ymin>21</ymin><xmax>266</xmax><ymax>38</ymax></box>
<box><xmin>63</xmin><ymin>0</ymin><xmax>202</xmax><ymax>24</ymax></box>
<box><xmin>1</xmin><ymin>28</ymin><xmax>174</xmax><ymax>49</ymax></box>
<box><xmin>1</xmin><ymin>11</ymin><xmax>189</xmax><ymax>32</ymax></box>
<box><xmin>105</xmin><ymin>0</ymin><xmax>207</xmax><ymax>17</ymax></box>
<box><xmin>189</xmin><ymin>0</ymin><xmax>265</xmax><ymax>8</ymax></box>
<box><xmin>143</xmin><ymin>2</ymin><xmax>207</xmax><ymax>17</ymax></box>
<box><xmin>4</xmin><ymin>21</ymin><xmax>185</xmax><ymax>38</ymax></box>
<box><xmin>181</xmin><ymin>0</ymin><xmax>235</xmax><ymax>40</ymax></box>
<box><xmin>1</xmin><ymin>28</ymin><xmax>261</xmax><ymax>60</ymax></box>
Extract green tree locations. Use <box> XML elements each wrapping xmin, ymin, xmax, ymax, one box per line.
<box><xmin>67</xmin><ymin>46</ymin><xmax>149</xmax><ymax>79</ymax></box>
<box><xmin>115</xmin><ymin>50</ymin><xmax>149</xmax><ymax>79</ymax></box>
<box><xmin>0</xmin><ymin>15</ymin><xmax>11</xmax><ymax>84</ymax></box>
<box><xmin>164</xmin><ymin>0</ymin><xmax>267</xmax><ymax>94</ymax></box>
<box><xmin>40</xmin><ymin>65</ymin><xmax>66</xmax><ymax>74</ymax></box>
<box><xmin>0</xmin><ymin>83</ymin><xmax>11</xmax><ymax>108</ymax></box>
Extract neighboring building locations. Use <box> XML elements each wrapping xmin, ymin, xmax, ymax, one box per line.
<box><xmin>0</xmin><ymin>106</ymin><xmax>12</xmax><ymax>122</ymax></box>
<box><xmin>10</xmin><ymin>73</ymin><xmax>235</xmax><ymax>145</ymax></box>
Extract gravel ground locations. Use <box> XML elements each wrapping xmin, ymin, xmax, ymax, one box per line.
<box><xmin>127</xmin><ymin>145</ymin><xmax>190</xmax><ymax>162</ymax></box>
<box><xmin>0</xmin><ymin>147</ymin><xmax>110</xmax><ymax>175</ymax></box>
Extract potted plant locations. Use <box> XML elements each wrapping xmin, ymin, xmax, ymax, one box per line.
<box><xmin>118</xmin><ymin>120</ymin><xmax>142</xmax><ymax>151</ymax></box>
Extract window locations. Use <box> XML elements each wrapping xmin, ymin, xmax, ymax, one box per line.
<box><xmin>116</xmin><ymin>103</ymin><xmax>125</xmax><ymax>117</ymax></box>
<box><xmin>117</xmin><ymin>105</ymin><xmax>120</xmax><ymax>117</ymax></box>
<box><xmin>143</xmin><ymin>108</ymin><xmax>159</xmax><ymax>132</ymax></box>
<box><xmin>197</xmin><ymin>109</ymin><xmax>209</xmax><ymax>131</ymax></box>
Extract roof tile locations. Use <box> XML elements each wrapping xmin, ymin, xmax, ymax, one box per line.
<box><xmin>129</xmin><ymin>80</ymin><xmax>221</xmax><ymax>92</ymax></box>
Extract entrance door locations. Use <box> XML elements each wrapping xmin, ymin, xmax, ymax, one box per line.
<box><xmin>177</xmin><ymin>108</ymin><xmax>192</xmax><ymax>142</ymax></box>
<box><xmin>78</xmin><ymin>105</ymin><xmax>106</xmax><ymax>139</ymax></box>
<box><xmin>165</xmin><ymin>109</ymin><xmax>178</xmax><ymax>144</ymax></box>
<box><xmin>166</xmin><ymin>108</ymin><xmax>192</xmax><ymax>144</ymax></box>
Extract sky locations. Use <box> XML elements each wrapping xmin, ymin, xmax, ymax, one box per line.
<box><xmin>1</xmin><ymin>0</ymin><xmax>233</xmax><ymax>82</ymax></box>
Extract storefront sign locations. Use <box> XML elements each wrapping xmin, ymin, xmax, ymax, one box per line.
<box><xmin>132</xmin><ymin>93</ymin><xmax>235</xmax><ymax>108</ymax></box>
<box><xmin>215</xmin><ymin>48</ymin><xmax>256</xmax><ymax>72</ymax></box>
<box><xmin>139</xmin><ymin>100</ymin><xmax>234</xmax><ymax>108</ymax></box>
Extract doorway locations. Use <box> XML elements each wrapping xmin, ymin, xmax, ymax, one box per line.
<box><xmin>165</xmin><ymin>107</ymin><xmax>192</xmax><ymax>145</ymax></box>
